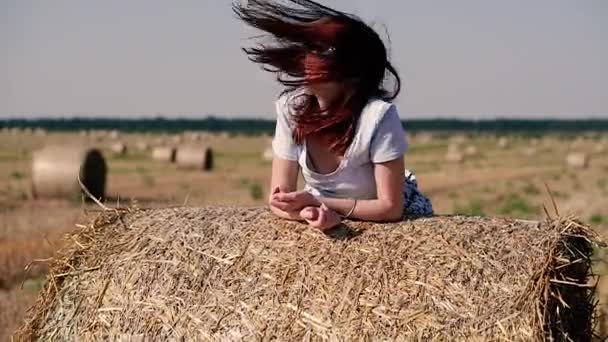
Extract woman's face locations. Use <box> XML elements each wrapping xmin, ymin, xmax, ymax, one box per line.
<box><xmin>304</xmin><ymin>51</ymin><xmax>346</xmax><ymax>101</ymax></box>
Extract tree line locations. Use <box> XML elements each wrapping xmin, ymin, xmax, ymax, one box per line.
<box><xmin>1</xmin><ymin>117</ymin><xmax>607</xmax><ymax>134</ymax></box>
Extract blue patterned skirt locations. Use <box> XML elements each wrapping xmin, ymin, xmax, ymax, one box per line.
<box><xmin>402</xmin><ymin>170</ymin><xmax>434</xmax><ymax>218</ymax></box>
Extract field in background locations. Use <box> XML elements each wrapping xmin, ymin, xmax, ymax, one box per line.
<box><xmin>0</xmin><ymin>130</ymin><xmax>607</xmax><ymax>339</ymax></box>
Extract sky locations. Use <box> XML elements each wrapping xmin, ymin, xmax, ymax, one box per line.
<box><xmin>1</xmin><ymin>0</ymin><xmax>607</xmax><ymax>119</ymax></box>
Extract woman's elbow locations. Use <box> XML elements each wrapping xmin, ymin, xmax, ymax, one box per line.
<box><xmin>382</xmin><ymin>201</ymin><xmax>403</xmax><ymax>222</ymax></box>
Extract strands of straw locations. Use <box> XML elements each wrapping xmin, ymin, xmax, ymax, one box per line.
<box><xmin>16</xmin><ymin>207</ymin><xmax>600</xmax><ymax>340</ymax></box>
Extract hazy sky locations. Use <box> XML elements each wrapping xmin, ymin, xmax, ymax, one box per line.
<box><xmin>1</xmin><ymin>1</ymin><xmax>606</xmax><ymax>119</ymax></box>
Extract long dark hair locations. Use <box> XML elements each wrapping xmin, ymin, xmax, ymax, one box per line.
<box><xmin>234</xmin><ymin>0</ymin><xmax>401</xmax><ymax>155</ymax></box>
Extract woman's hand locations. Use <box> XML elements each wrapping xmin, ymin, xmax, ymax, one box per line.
<box><xmin>299</xmin><ymin>204</ymin><xmax>342</xmax><ymax>231</ymax></box>
<box><xmin>270</xmin><ymin>187</ymin><xmax>320</xmax><ymax>212</ymax></box>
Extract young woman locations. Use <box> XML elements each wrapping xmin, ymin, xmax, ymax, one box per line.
<box><xmin>234</xmin><ymin>0</ymin><xmax>433</xmax><ymax>231</ymax></box>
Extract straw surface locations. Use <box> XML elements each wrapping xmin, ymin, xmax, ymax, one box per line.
<box><xmin>17</xmin><ymin>207</ymin><xmax>598</xmax><ymax>340</ymax></box>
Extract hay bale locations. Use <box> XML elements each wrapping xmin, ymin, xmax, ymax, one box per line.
<box><xmin>31</xmin><ymin>145</ymin><xmax>106</xmax><ymax>200</ymax></box>
<box><xmin>184</xmin><ymin>132</ymin><xmax>202</xmax><ymax>142</ymax></box>
<box><xmin>566</xmin><ymin>152</ymin><xmax>589</xmax><ymax>169</ymax></box>
<box><xmin>414</xmin><ymin>132</ymin><xmax>434</xmax><ymax>144</ymax></box>
<box><xmin>151</xmin><ymin>146</ymin><xmax>176</xmax><ymax>163</ymax></box>
<box><xmin>464</xmin><ymin>145</ymin><xmax>478</xmax><ymax>156</ymax></box>
<box><xmin>445</xmin><ymin>144</ymin><xmax>464</xmax><ymax>163</ymax></box>
<box><xmin>262</xmin><ymin>146</ymin><xmax>273</xmax><ymax>162</ymax></box>
<box><xmin>449</xmin><ymin>134</ymin><xmax>467</xmax><ymax>145</ymax></box>
<box><xmin>33</xmin><ymin>128</ymin><xmax>47</xmax><ymax>136</ymax></box>
<box><xmin>497</xmin><ymin>137</ymin><xmax>509</xmax><ymax>149</ymax></box>
<box><xmin>522</xmin><ymin>147</ymin><xmax>537</xmax><ymax>157</ymax></box>
<box><xmin>135</xmin><ymin>141</ymin><xmax>150</xmax><ymax>152</ymax></box>
<box><xmin>108</xmin><ymin>130</ymin><xmax>120</xmax><ymax>140</ymax></box>
<box><xmin>110</xmin><ymin>142</ymin><xmax>127</xmax><ymax>156</ymax></box>
<box><xmin>152</xmin><ymin>137</ymin><xmax>165</xmax><ymax>146</ymax></box>
<box><xmin>16</xmin><ymin>208</ymin><xmax>599</xmax><ymax>340</ymax></box>
<box><xmin>176</xmin><ymin>146</ymin><xmax>213</xmax><ymax>171</ymax></box>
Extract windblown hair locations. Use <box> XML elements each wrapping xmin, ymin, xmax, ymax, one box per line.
<box><xmin>234</xmin><ymin>0</ymin><xmax>401</xmax><ymax>155</ymax></box>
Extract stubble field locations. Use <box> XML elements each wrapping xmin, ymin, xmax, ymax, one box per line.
<box><xmin>0</xmin><ymin>129</ymin><xmax>606</xmax><ymax>339</ymax></box>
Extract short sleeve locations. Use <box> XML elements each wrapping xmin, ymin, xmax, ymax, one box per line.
<box><xmin>271</xmin><ymin>96</ymin><xmax>300</xmax><ymax>161</ymax></box>
<box><xmin>369</xmin><ymin>104</ymin><xmax>408</xmax><ymax>163</ymax></box>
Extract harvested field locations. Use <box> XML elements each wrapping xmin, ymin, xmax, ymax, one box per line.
<box><xmin>1</xmin><ymin>131</ymin><xmax>607</xmax><ymax>340</ymax></box>
<box><xmin>17</xmin><ymin>207</ymin><xmax>599</xmax><ymax>340</ymax></box>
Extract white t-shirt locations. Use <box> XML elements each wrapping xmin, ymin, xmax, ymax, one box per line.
<box><xmin>272</xmin><ymin>94</ymin><xmax>408</xmax><ymax>200</ymax></box>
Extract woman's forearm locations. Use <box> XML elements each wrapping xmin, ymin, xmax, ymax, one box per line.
<box><xmin>315</xmin><ymin>196</ymin><xmax>403</xmax><ymax>222</ymax></box>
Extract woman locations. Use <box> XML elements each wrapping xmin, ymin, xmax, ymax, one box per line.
<box><xmin>234</xmin><ymin>0</ymin><xmax>433</xmax><ymax>231</ymax></box>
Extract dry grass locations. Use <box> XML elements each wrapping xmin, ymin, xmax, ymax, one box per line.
<box><xmin>0</xmin><ymin>238</ymin><xmax>60</xmax><ymax>290</ymax></box>
<box><xmin>17</xmin><ymin>207</ymin><xmax>600</xmax><ymax>340</ymax></box>
<box><xmin>0</xmin><ymin>287</ymin><xmax>38</xmax><ymax>341</ymax></box>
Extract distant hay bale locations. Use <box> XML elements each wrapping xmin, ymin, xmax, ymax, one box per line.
<box><xmin>170</xmin><ymin>135</ymin><xmax>183</xmax><ymax>144</ymax></box>
<box><xmin>110</xmin><ymin>142</ymin><xmax>127</xmax><ymax>156</ymax></box>
<box><xmin>33</xmin><ymin>128</ymin><xmax>47</xmax><ymax>137</ymax></box>
<box><xmin>566</xmin><ymin>152</ymin><xmax>589</xmax><ymax>169</ymax></box>
<box><xmin>464</xmin><ymin>145</ymin><xmax>478</xmax><ymax>156</ymax></box>
<box><xmin>497</xmin><ymin>137</ymin><xmax>509</xmax><ymax>149</ymax></box>
<box><xmin>151</xmin><ymin>146</ymin><xmax>176</xmax><ymax>163</ymax></box>
<box><xmin>31</xmin><ymin>145</ymin><xmax>106</xmax><ymax>200</ymax></box>
<box><xmin>176</xmin><ymin>146</ymin><xmax>213</xmax><ymax>171</ymax></box>
<box><xmin>414</xmin><ymin>132</ymin><xmax>434</xmax><ymax>144</ymax></box>
<box><xmin>262</xmin><ymin>146</ymin><xmax>274</xmax><ymax>162</ymax></box>
<box><xmin>445</xmin><ymin>151</ymin><xmax>464</xmax><ymax>163</ymax></box>
<box><xmin>522</xmin><ymin>147</ymin><xmax>537</xmax><ymax>157</ymax></box>
<box><xmin>184</xmin><ymin>132</ymin><xmax>202</xmax><ymax>142</ymax></box>
<box><xmin>17</xmin><ymin>208</ymin><xmax>599</xmax><ymax>340</ymax></box>
<box><xmin>445</xmin><ymin>144</ymin><xmax>464</xmax><ymax>163</ymax></box>
<box><xmin>152</xmin><ymin>137</ymin><xmax>165</xmax><ymax>146</ymax></box>
<box><xmin>449</xmin><ymin>134</ymin><xmax>467</xmax><ymax>145</ymax></box>
<box><xmin>108</xmin><ymin>130</ymin><xmax>120</xmax><ymax>140</ymax></box>
<box><xmin>135</xmin><ymin>141</ymin><xmax>149</xmax><ymax>152</ymax></box>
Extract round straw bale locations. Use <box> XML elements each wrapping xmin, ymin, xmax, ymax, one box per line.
<box><xmin>170</xmin><ymin>135</ymin><xmax>183</xmax><ymax>144</ymax></box>
<box><xmin>17</xmin><ymin>208</ymin><xmax>599</xmax><ymax>340</ymax></box>
<box><xmin>464</xmin><ymin>145</ymin><xmax>478</xmax><ymax>156</ymax></box>
<box><xmin>108</xmin><ymin>130</ymin><xmax>120</xmax><ymax>140</ymax></box>
<box><xmin>262</xmin><ymin>146</ymin><xmax>274</xmax><ymax>162</ymax></box>
<box><xmin>566</xmin><ymin>152</ymin><xmax>589</xmax><ymax>169</ymax></box>
<box><xmin>449</xmin><ymin>134</ymin><xmax>467</xmax><ymax>145</ymax></box>
<box><xmin>135</xmin><ymin>141</ymin><xmax>149</xmax><ymax>152</ymax></box>
<box><xmin>522</xmin><ymin>146</ymin><xmax>537</xmax><ymax>157</ymax></box>
<box><xmin>151</xmin><ymin>146</ymin><xmax>176</xmax><ymax>163</ymax></box>
<box><xmin>152</xmin><ymin>137</ymin><xmax>165</xmax><ymax>146</ymax></box>
<box><xmin>445</xmin><ymin>144</ymin><xmax>464</xmax><ymax>163</ymax></box>
<box><xmin>31</xmin><ymin>145</ymin><xmax>106</xmax><ymax>200</ymax></box>
<box><xmin>414</xmin><ymin>132</ymin><xmax>434</xmax><ymax>144</ymax></box>
<box><xmin>497</xmin><ymin>137</ymin><xmax>509</xmax><ymax>149</ymax></box>
<box><xmin>445</xmin><ymin>151</ymin><xmax>464</xmax><ymax>163</ymax></box>
<box><xmin>110</xmin><ymin>142</ymin><xmax>127</xmax><ymax>156</ymax></box>
<box><xmin>176</xmin><ymin>146</ymin><xmax>213</xmax><ymax>170</ymax></box>
<box><xmin>184</xmin><ymin>132</ymin><xmax>201</xmax><ymax>142</ymax></box>
<box><xmin>33</xmin><ymin>128</ymin><xmax>47</xmax><ymax>137</ymax></box>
